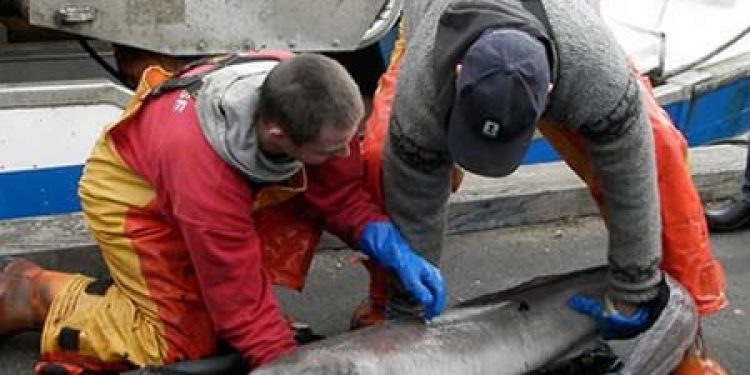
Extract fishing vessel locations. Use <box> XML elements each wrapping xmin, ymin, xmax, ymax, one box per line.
<box><xmin>1</xmin><ymin>0</ymin><xmax>748</xmax><ymax>219</ymax></box>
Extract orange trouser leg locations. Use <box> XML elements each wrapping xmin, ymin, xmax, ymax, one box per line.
<box><xmin>673</xmin><ymin>333</ymin><xmax>728</xmax><ymax>375</ymax></box>
<box><xmin>538</xmin><ymin>76</ymin><xmax>727</xmax><ymax>316</ymax></box>
<box><xmin>254</xmin><ymin>198</ymin><xmax>323</xmax><ymax>292</ymax></box>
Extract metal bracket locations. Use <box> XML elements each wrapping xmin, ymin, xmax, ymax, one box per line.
<box><xmin>55</xmin><ymin>4</ymin><xmax>96</xmax><ymax>25</ymax></box>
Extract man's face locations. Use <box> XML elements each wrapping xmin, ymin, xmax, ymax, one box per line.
<box><xmin>288</xmin><ymin>123</ymin><xmax>357</xmax><ymax>165</ymax></box>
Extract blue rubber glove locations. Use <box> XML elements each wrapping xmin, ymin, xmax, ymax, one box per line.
<box><xmin>568</xmin><ymin>294</ymin><xmax>650</xmax><ymax>340</ymax></box>
<box><xmin>358</xmin><ymin>221</ymin><xmax>446</xmax><ymax>320</ymax></box>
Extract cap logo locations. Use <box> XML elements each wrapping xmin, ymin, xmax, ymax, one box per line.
<box><xmin>482</xmin><ymin>120</ymin><xmax>501</xmax><ymax>138</ymax></box>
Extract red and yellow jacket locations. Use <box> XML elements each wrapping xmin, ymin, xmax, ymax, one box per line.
<box><xmin>78</xmin><ymin>61</ymin><xmax>386</xmax><ymax>366</ymax></box>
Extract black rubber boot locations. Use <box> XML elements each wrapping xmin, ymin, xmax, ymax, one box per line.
<box><xmin>705</xmin><ymin>200</ymin><xmax>750</xmax><ymax>232</ymax></box>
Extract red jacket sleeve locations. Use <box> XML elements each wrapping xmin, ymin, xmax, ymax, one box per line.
<box><xmin>156</xmin><ymin>105</ymin><xmax>295</xmax><ymax>366</ymax></box>
<box><xmin>302</xmin><ymin>139</ymin><xmax>388</xmax><ymax>246</ymax></box>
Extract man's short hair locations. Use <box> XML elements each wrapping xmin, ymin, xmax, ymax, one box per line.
<box><xmin>258</xmin><ymin>53</ymin><xmax>364</xmax><ymax>145</ymax></box>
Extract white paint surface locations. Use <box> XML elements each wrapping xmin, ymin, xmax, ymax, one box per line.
<box><xmin>0</xmin><ymin>104</ymin><xmax>121</xmax><ymax>172</ymax></box>
<box><xmin>601</xmin><ymin>0</ymin><xmax>750</xmax><ymax>73</ymax></box>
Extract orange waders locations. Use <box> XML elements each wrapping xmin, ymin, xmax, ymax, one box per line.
<box><xmin>36</xmin><ymin>65</ymin><xmax>322</xmax><ymax>375</ymax></box>
<box><xmin>360</xmin><ymin>33</ymin><xmax>727</xmax><ymax>319</ymax></box>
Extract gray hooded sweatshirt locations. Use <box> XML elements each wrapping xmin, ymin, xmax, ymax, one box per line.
<box><xmin>383</xmin><ymin>0</ymin><xmax>662</xmax><ymax>303</ymax></box>
<box><xmin>195</xmin><ymin>59</ymin><xmax>302</xmax><ymax>184</ymax></box>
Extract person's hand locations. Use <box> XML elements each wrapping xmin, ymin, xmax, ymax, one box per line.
<box><xmin>568</xmin><ymin>294</ymin><xmax>650</xmax><ymax>340</ymax></box>
<box><xmin>358</xmin><ymin>221</ymin><xmax>446</xmax><ymax>319</ymax></box>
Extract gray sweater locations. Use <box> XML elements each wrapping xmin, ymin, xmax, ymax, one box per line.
<box><xmin>383</xmin><ymin>0</ymin><xmax>662</xmax><ymax>303</ymax></box>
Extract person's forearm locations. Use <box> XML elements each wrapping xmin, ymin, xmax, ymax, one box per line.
<box><xmin>182</xmin><ymin>224</ymin><xmax>296</xmax><ymax>366</ymax></box>
<box><xmin>586</xmin><ymin>103</ymin><xmax>663</xmax><ymax>304</ymax></box>
<box><xmin>302</xmin><ymin>140</ymin><xmax>387</xmax><ymax>245</ymax></box>
<box><xmin>382</xmin><ymin>136</ymin><xmax>452</xmax><ymax>264</ymax></box>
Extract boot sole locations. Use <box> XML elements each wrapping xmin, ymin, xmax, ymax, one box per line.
<box><xmin>708</xmin><ymin>215</ymin><xmax>750</xmax><ymax>232</ymax></box>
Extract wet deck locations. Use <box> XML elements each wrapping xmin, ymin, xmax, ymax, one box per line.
<box><xmin>1</xmin><ymin>217</ymin><xmax>749</xmax><ymax>373</ymax></box>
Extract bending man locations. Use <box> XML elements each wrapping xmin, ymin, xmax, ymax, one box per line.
<box><xmin>366</xmin><ymin>0</ymin><xmax>726</xmax><ymax>371</ymax></box>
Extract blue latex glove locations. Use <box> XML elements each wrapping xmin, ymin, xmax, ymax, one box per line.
<box><xmin>568</xmin><ymin>294</ymin><xmax>650</xmax><ymax>340</ymax></box>
<box><xmin>358</xmin><ymin>221</ymin><xmax>446</xmax><ymax>320</ymax></box>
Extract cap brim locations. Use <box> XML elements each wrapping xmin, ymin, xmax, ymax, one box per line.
<box><xmin>447</xmin><ymin>106</ymin><xmax>536</xmax><ymax>177</ymax></box>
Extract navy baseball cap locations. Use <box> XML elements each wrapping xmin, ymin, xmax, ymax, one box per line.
<box><xmin>448</xmin><ymin>29</ymin><xmax>551</xmax><ymax>177</ymax></box>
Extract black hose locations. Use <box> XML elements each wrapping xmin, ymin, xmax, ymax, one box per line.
<box><xmin>0</xmin><ymin>0</ymin><xmax>23</xmax><ymax>17</ymax></box>
<box><xmin>77</xmin><ymin>37</ymin><xmax>127</xmax><ymax>86</ymax></box>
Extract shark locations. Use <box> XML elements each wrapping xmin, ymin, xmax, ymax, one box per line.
<box><xmin>125</xmin><ymin>266</ymin><xmax>697</xmax><ymax>375</ymax></box>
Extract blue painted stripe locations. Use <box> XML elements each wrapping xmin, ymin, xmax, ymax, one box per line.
<box><xmin>2</xmin><ymin>79</ymin><xmax>749</xmax><ymax>219</ymax></box>
<box><xmin>679</xmin><ymin>77</ymin><xmax>750</xmax><ymax>146</ymax></box>
<box><xmin>523</xmin><ymin>78</ymin><xmax>750</xmax><ymax>164</ymax></box>
<box><xmin>377</xmin><ymin>27</ymin><xmax>399</xmax><ymax>67</ymax></box>
<box><xmin>0</xmin><ymin>165</ymin><xmax>83</xmax><ymax>220</ymax></box>
<box><xmin>523</xmin><ymin>139</ymin><xmax>561</xmax><ymax>164</ymax></box>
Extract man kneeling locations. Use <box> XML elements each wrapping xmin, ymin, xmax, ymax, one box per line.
<box><xmin>0</xmin><ymin>52</ymin><xmax>445</xmax><ymax>374</ymax></box>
